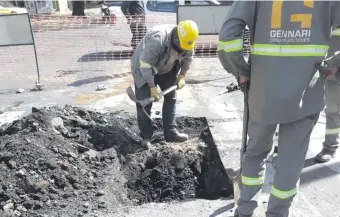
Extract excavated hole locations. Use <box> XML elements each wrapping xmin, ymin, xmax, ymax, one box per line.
<box><xmin>85</xmin><ymin>113</ymin><xmax>234</xmax><ymax>205</ymax></box>
<box><xmin>0</xmin><ymin>106</ymin><xmax>233</xmax><ymax>217</ymax></box>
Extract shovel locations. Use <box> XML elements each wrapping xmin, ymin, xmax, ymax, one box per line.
<box><xmin>126</xmin><ymin>85</ymin><xmax>178</xmax><ymax>121</ymax></box>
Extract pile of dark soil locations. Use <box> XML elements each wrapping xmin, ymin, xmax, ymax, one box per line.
<box><xmin>0</xmin><ymin>105</ymin><xmax>232</xmax><ymax>217</ymax></box>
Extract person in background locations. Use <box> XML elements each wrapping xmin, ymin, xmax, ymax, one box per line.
<box><xmin>121</xmin><ymin>1</ymin><xmax>147</xmax><ymax>49</ymax></box>
<box><xmin>315</xmin><ymin>26</ymin><xmax>340</xmax><ymax>163</ymax></box>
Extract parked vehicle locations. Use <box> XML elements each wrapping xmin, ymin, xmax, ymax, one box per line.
<box><xmin>0</xmin><ymin>1</ymin><xmax>28</xmax><ymax>14</ymax></box>
<box><xmin>98</xmin><ymin>0</ymin><xmax>221</xmax><ymax>19</ymax></box>
<box><xmin>146</xmin><ymin>0</ymin><xmax>222</xmax><ymax>12</ymax></box>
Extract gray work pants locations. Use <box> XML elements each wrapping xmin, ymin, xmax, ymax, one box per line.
<box><xmin>323</xmin><ymin>79</ymin><xmax>340</xmax><ymax>152</ymax></box>
<box><xmin>238</xmin><ymin>113</ymin><xmax>319</xmax><ymax>217</ymax></box>
<box><xmin>135</xmin><ymin>64</ymin><xmax>179</xmax><ymax>140</ymax></box>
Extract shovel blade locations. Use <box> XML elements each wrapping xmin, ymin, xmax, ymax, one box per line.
<box><xmin>126</xmin><ymin>86</ymin><xmax>137</xmax><ymax>103</ymax></box>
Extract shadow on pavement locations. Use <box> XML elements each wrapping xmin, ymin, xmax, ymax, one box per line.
<box><xmin>78</xmin><ymin>49</ymin><xmax>218</xmax><ymax>62</ymax></box>
<box><xmin>68</xmin><ymin>75</ymin><xmax>113</xmax><ymax>87</ymax></box>
<box><xmin>78</xmin><ymin>50</ymin><xmax>134</xmax><ymax>62</ymax></box>
<box><xmin>209</xmin><ymin>202</ymin><xmax>235</xmax><ymax>217</ymax></box>
<box><xmin>300</xmin><ymin>159</ymin><xmax>340</xmax><ymax>186</ymax></box>
<box><xmin>304</xmin><ymin>157</ymin><xmax>318</xmax><ymax>168</ymax></box>
<box><xmin>194</xmin><ymin>50</ymin><xmax>217</xmax><ymax>58</ymax></box>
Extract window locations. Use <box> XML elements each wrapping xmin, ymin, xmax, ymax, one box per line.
<box><xmin>184</xmin><ymin>0</ymin><xmax>221</xmax><ymax>5</ymax></box>
<box><xmin>146</xmin><ymin>0</ymin><xmax>178</xmax><ymax>13</ymax></box>
<box><xmin>156</xmin><ymin>1</ymin><xmax>177</xmax><ymax>12</ymax></box>
<box><xmin>146</xmin><ymin>0</ymin><xmax>223</xmax><ymax>12</ymax></box>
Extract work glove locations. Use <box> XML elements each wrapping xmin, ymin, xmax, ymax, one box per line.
<box><xmin>315</xmin><ymin>63</ymin><xmax>339</xmax><ymax>80</ymax></box>
<box><xmin>150</xmin><ymin>87</ymin><xmax>161</xmax><ymax>102</ymax></box>
<box><xmin>316</xmin><ymin>51</ymin><xmax>340</xmax><ymax>80</ymax></box>
<box><xmin>176</xmin><ymin>75</ymin><xmax>186</xmax><ymax>90</ymax></box>
<box><xmin>238</xmin><ymin>75</ymin><xmax>250</xmax><ymax>94</ymax></box>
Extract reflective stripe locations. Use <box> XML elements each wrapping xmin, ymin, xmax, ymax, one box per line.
<box><xmin>271</xmin><ymin>186</ymin><xmax>296</xmax><ymax>199</ymax></box>
<box><xmin>217</xmin><ymin>39</ymin><xmax>243</xmax><ymax>52</ymax></box>
<box><xmin>140</xmin><ymin>39</ymin><xmax>154</xmax><ymax>70</ymax></box>
<box><xmin>140</xmin><ymin>38</ymin><xmax>159</xmax><ymax>74</ymax></box>
<box><xmin>241</xmin><ymin>175</ymin><xmax>263</xmax><ymax>186</ymax></box>
<box><xmin>251</xmin><ymin>44</ymin><xmax>329</xmax><ymax>57</ymax></box>
<box><xmin>331</xmin><ymin>29</ymin><xmax>340</xmax><ymax>36</ymax></box>
<box><xmin>0</xmin><ymin>9</ymin><xmax>11</xmax><ymax>13</ymax></box>
<box><xmin>140</xmin><ymin>61</ymin><xmax>152</xmax><ymax>69</ymax></box>
<box><xmin>325</xmin><ymin>128</ymin><xmax>340</xmax><ymax>135</ymax></box>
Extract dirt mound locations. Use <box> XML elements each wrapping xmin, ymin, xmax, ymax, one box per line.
<box><xmin>0</xmin><ymin>105</ymin><xmax>232</xmax><ymax>217</ymax></box>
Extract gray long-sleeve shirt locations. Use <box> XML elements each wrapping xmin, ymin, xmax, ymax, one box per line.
<box><xmin>131</xmin><ymin>24</ymin><xmax>193</xmax><ymax>88</ymax></box>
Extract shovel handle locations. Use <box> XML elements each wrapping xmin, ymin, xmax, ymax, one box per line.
<box><xmin>159</xmin><ymin>85</ymin><xmax>177</xmax><ymax>97</ymax></box>
<box><xmin>139</xmin><ymin>85</ymin><xmax>177</xmax><ymax>107</ymax></box>
<box><xmin>138</xmin><ymin>97</ymin><xmax>154</xmax><ymax>107</ymax></box>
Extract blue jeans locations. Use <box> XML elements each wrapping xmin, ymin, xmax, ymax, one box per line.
<box><xmin>135</xmin><ymin>64</ymin><xmax>179</xmax><ymax>140</ymax></box>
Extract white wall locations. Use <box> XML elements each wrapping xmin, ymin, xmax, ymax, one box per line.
<box><xmin>57</xmin><ymin>0</ymin><xmax>71</xmax><ymax>13</ymax></box>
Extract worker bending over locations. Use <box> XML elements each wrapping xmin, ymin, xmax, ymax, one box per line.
<box><xmin>130</xmin><ymin>20</ymin><xmax>199</xmax><ymax>148</ymax></box>
<box><xmin>315</xmin><ymin>26</ymin><xmax>340</xmax><ymax>163</ymax></box>
<box><xmin>218</xmin><ymin>1</ymin><xmax>340</xmax><ymax>217</ymax></box>
<box><xmin>121</xmin><ymin>1</ymin><xmax>147</xmax><ymax>49</ymax></box>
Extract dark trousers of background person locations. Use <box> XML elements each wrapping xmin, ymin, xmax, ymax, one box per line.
<box><xmin>130</xmin><ymin>17</ymin><xmax>147</xmax><ymax>49</ymax></box>
<box><xmin>134</xmin><ymin>62</ymin><xmax>180</xmax><ymax>140</ymax></box>
<box><xmin>72</xmin><ymin>1</ymin><xmax>85</xmax><ymax>16</ymax></box>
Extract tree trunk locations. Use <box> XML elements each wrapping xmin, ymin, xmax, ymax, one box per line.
<box><xmin>72</xmin><ymin>1</ymin><xmax>85</xmax><ymax>16</ymax></box>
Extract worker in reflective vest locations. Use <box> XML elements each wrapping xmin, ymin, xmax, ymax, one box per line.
<box><xmin>217</xmin><ymin>1</ymin><xmax>340</xmax><ymax>217</ymax></box>
<box><xmin>315</xmin><ymin>26</ymin><xmax>340</xmax><ymax>163</ymax></box>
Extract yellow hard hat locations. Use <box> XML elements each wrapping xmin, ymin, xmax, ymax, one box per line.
<box><xmin>177</xmin><ymin>20</ymin><xmax>199</xmax><ymax>51</ymax></box>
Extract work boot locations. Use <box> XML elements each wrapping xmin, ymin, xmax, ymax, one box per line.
<box><xmin>141</xmin><ymin>139</ymin><xmax>151</xmax><ymax>149</ymax></box>
<box><xmin>165</xmin><ymin>129</ymin><xmax>188</xmax><ymax>143</ymax></box>
<box><xmin>314</xmin><ymin>148</ymin><xmax>336</xmax><ymax>163</ymax></box>
<box><xmin>234</xmin><ymin>208</ymin><xmax>253</xmax><ymax>217</ymax></box>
